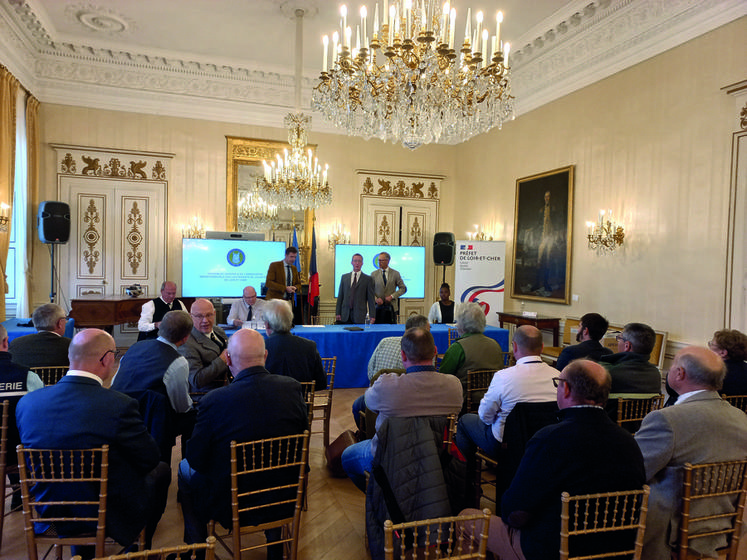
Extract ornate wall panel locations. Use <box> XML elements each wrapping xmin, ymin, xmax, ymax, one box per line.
<box><xmin>77</xmin><ymin>194</ymin><xmax>105</xmax><ymax>280</ymax></box>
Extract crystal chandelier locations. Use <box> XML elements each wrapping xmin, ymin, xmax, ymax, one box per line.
<box><xmin>257</xmin><ymin>9</ymin><xmax>332</xmax><ymax>211</ymax></box>
<box><xmin>238</xmin><ymin>190</ymin><xmax>278</xmax><ymax>231</ymax></box>
<box><xmin>313</xmin><ymin>1</ymin><xmax>514</xmax><ymax>149</ymax></box>
<box><xmin>586</xmin><ymin>210</ymin><xmax>625</xmax><ymax>254</ymax></box>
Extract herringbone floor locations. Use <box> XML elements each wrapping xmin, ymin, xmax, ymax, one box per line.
<box><xmin>1</xmin><ymin>387</ymin><xmax>369</xmax><ymax>560</ymax></box>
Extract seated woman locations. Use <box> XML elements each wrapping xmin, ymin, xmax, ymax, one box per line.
<box><xmin>428</xmin><ymin>282</ymin><xmax>455</xmax><ymax>324</ymax></box>
<box><xmin>709</xmin><ymin>328</ymin><xmax>747</xmax><ymax>395</ymax></box>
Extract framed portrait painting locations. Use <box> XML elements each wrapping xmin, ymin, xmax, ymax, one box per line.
<box><xmin>511</xmin><ymin>165</ymin><xmax>574</xmax><ymax>304</ymax></box>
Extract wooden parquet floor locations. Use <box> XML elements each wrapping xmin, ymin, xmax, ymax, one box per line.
<box><xmin>0</xmin><ymin>387</ymin><xmax>369</xmax><ymax>560</ymax></box>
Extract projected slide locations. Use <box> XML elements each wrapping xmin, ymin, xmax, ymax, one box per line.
<box><xmin>334</xmin><ymin>244</ymin><xmax>425</xmax><ymax>299</ymax></box>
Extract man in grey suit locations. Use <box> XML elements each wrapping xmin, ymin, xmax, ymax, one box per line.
<box><xmin>635</xmin><ymin>346</ymin><xmax>747</xmax><ymax>560</ymax></box>
<box><xmin>179</xmin><ymin>298</ymin><xmax>230</xmax><ymax>393</ymax></box>
<box><xmin>371</xmin><ymin>252</ymin><xmax>407</xmax><ymax>324</ymax></box>
<box><xmin>336</xmin><ymin>253</ymin><xmax>376</xmax><ymax>324</ymax></box>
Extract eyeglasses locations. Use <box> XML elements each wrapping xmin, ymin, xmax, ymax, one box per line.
<box><xmin>191</xmin><ymin>313</ymin><xmax>215</xmax><ymax>320</ymax></box>
<box><xmin>552</xmin><ymin>377</ymin><xmax>569</xmax><ymax>388</ymax></box>
<box><xmin>99</xmin><ymin>349</ymin><xmax>120</xmax><ymax>363</ymax></box>
<box><xmin>615</xmin><ymin>334</ymin><xmax>627</xmax><ymax>343</ymax></box>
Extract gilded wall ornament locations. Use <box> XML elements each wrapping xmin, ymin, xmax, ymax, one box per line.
<box><xmin>125</xmin><ymin>201</ymin><xmax>144</xmax><ymax>275</ymax></box>
<box><xmin>740</xmin><ymin>103</ymin><xmax>747</xmax><ymax>130</ymax></box>
<box><xmin>378</xmin><ymin>216</ymin><xmax>391</xmax><ymax>245</ymax></box>
<box><xmin>61</xmin><ymin>153</ymin><xmax>76</xmax><ymax>174</ymax></box>
<box><xmin>361</xmin><ymin>176</ymin><xmax>439</xmax><ymax>199</ymax></box>
<box><xmin>82</xmin><ymin>199</ymin><xmax>101</xmax><ymax>274</ymax></box>
<box><xmin>410</xmin><ymin>217</ymin><xmax>422</xmax><ymax>246</ymax></box>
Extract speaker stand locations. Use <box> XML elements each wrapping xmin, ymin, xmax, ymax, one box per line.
<box><xmin>48</xmin><ymin>243</ymin><xmax>56</xmax><ymax>303</ymax></box>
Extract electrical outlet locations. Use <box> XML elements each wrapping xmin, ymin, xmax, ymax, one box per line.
<box><xmin>572</xmin><ymin>294</ymin><xmax>579</xmax><ymax>302</ymax></box>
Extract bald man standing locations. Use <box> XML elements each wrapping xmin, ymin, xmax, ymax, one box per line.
<box><xmin>178</xmin><ymin>329</ymin><xmax>308</xmax><ymax>557</ymax></box>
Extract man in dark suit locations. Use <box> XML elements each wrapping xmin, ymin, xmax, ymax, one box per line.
<box><xmin>600</xmin><ymin>322</ymin><xmax>661</xmax><ymax>394</ymax></box>
<box><xmin>635</xmin><ymin>346</ymin><xmax>747</xmax><ymax>559</ymax></box>
<box><xmin>335</xmin><ymin>253</ymin><xmax>375</xmax><ymax>324</ymax></box>
<box><xmin>179</xmin><ymin>298</ymin><xmax>230</xmax><ymax>393</ymax></box>
<box><xmin>265</xmin><ymin>247</ymin><xmax>301</xmax><ymax>301</ymax></box>
<box><xmin>555</xmin><ymin>312</ymin><xmax>613</xmax><ymax>371</ymax></box>
<box><xmin>9</xmin><ymin>303</ymin><xmax>71</xmax><ymax>367</ymax></box>
<box><xmin>16</xmin><ymin>328</ymin><xmax>170</xmax><ymax>554</ymax></box>
<box><xmin>178</xmin><ymin>328</ymin><xmax>308</xmax><ymax>558</ymax></box>
<box><xmin>370</xmin><ymin>251</ymin><xmax>407</xmax><ymax>324</ymax></box>
<box><xmin>137</xmin><ymin>280</ymin><xmax>187</xmax><ymax>341</ymax></box>
<box><xmin>461</xmin><ymin>359</ymin><xmax>645</xmax><ymax>560</ymax></box>
<box><xmin>264</xmin><ymin>299</ymin><xmax>326</xmax><ymax>390</ymax></box>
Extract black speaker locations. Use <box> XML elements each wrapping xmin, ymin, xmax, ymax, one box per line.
<box><xmin>433</xmin><ymin>232</ymin><xmax>455</xmax><ymax>265</ymax></box>
<box><xmin>37</xmin><ymin>201</ymin><xmax>70</xmax><ymax>244</ymax></box>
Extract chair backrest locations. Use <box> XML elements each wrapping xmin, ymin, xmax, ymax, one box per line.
<box><xmin>383</xmin><ymin>508</ymin><xmax>492</xmax><ymax>560</ymax></box>
<box><xmin>465</xmin><ymin>369</ymin><xmax>496</xmax><ymax>413</ymax></box>
<box><xmin>0</xmin><ymin>400</ymin><xmax>8</xmax><ymax>474</ymax></box>
<box><xmin>228</xmin><ymin>431</ymin><xmax>310</xmax><ymax>560</ymax></box>
<box><xmin>299</xmin><ymin>381</ymin><xmax>315</xmax><ymax>426</ymax></box>
<box><xmin>448</xmin><ymin>327</ymin><xmax>459</xmax><ymax>346</ymax></box>
<box><xmin>615</xmin><ymin>395</ymin><xmax>664</xmax><ymax>433</ymax></box>
<box><xmin>321</xmin><ymin>356</ymin><xmax>336</xmax><ymax>391</ymax></box>
<box><xmin>562</xmin><ymin>317</ymin><xmax>581</xmax><ymax>346</ymax></box>
<box><xmin>723</xmin><ymin>395</ymin><xmax>747</xmax><ymax>414</ymax></box>
<box><xmin>17</xmin><ymin>444</ymin><xmax>109</xmax><ymax>559</ymax></box>
<box><xmin>82</xmin><ymin>536</ymin><xmax>216</xmax><ymax>559</ymax></box>
<box><xmin>311</xmin><ymin>314</ymin><xmax>337</xmax><ymax>325</ymax></box>
<box><xmin>676</xmin><ymin>460</ymin><xmax>747</xmax><ymax>560</ymax></box>
<box><xmin>601</xmin><ymin>329</ymin><xmax>667</xmax><ymax>369</ymax></box>
<box><xmin>560</xmin><ymin>486</ymin><xmax>650</xmax><ymax>560</ymax></box>
<box><xmin>30</xmin><ymin>365</ymin><xmax>68</xmax><ymax>385</ymax></box>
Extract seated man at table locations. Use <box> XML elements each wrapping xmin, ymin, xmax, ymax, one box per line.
<box><xmin>341</xmin><ymin>327</ymin><xmax>463</xmax><ymax>491</ymax></box>
<box><xmin>555</xmin><ymin>312</ymin><xmax>613</xmax><ymax>371</ymax></box>
<box><xmin>439</xmin><ymin>302</ymin><xmax>505</xmax><ymax>392</ymax></box>
<box><xmin>179</xmin><ymin>298</ymin><xmax>230</xmax><ymax>393</ymax></box>
<box><xmin>599</xmin><ymin>322</ymin><xmax>661</xmax><ymax>394</ymax></box>
<box><xmin>137</xmin><ymin>280</ymin><xmax>187</xmax><ymax>341</ymax></box>
<box><xmin>226</xmin><ymin>285</ymin><xmax>267</xmax><ymax>328</ymax></box>
<box><xmin>9</xmin><ymin>303</ymin><xmax>71</xmax><ymax>367</ymax></box>
<box><xmin>264</xmin><ymin>299</ymin><xmax>326</xmax><ymax>390</ymax></box>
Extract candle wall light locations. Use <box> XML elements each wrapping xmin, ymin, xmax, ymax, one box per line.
<box><xmin>466</xmin><ymin>224</ymin><xmax>493</xmax><ymax>241</ymax></box>
<box><xmin>586</xmin><ymin>210</ymin><xmax>624</xmax><ymax>254</ymax></box>
<box><xmin>0</xmin><ymin>203</ymin><xmax>9</xmax><ymax>232</ymax></box>
<box><xmin>327</xmin><ymin>222</ymin><xmax>350</xmax><ymax>249</ymax></box>
<box><xmin>182</xmin><ymin>216</ymin><xmax>206</xmax><ymax>239</ymax></box>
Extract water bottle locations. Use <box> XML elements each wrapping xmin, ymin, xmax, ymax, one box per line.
<box><xmin>365</xmin><ymin>312</ymin><xmax>370</xmax><ymax>329</ymax></box>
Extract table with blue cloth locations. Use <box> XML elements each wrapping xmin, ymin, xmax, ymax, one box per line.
<box><xmin>2</xmin><ymin>317</ymin><xmax>75</xmax><ymax>343</ymax></box>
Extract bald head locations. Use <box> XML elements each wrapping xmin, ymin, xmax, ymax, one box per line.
<box><xmin>190</xmin><ymin>298</ymin><xmax>216</xmax><ymax>334</ymax></box>
<box><xmin>669</xmin><ymin>346</ymin><xmax>726</xmax><ymax>394</ymax></box>
<box><xmin>226</xmin><ymin>328</ymin><xmax>267</xmax><ymax>376</ymax></box>
<box><xmin>512</xmin><ymin>325</ymin><xmax>543</xmax><ymax>358</ymax></box>
<box><xmin>69</xmin><ymin>328</ymin><xmax>118</xmax><ymax>380</ymax></box>
<box><xmin>559</xmin><ymin>359</ymin><xmax>611</xmax><ymax>408</ymax></box>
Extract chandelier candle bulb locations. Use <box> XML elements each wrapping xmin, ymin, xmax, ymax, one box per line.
<box><xmin>322</xmin><ymin>35</ymin><xmax>328</xmax><ymax>72</ymax></box>
<box><xmin>449</xmin><ymin>8</ymin><xmax>456</xmax><ymax>48</ymax></box>
<box><xmin>496</xmin><ymin>11</ymin><xmax>502</xmax><ymax>49</ymax></box>
<box><xmin>504</xmin><ymin>42</ymin><xmax>510</xmax><ymax>67</ymax></box>
<box><xmin>341</xmin><ymin>5</ymin><xmax>347</xmax><ymax>45</ymax></box>
<box><xmin>482</xmin><ymin>29</ymin><xmax>488</xmax><ymax>62</ymax></box>
<box><xmin>361</xmin><ymin>6</ymin><xmax>367</xmax><ymax>48</ymax></box>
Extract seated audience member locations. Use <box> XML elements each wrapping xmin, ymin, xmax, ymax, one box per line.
<box><xmin>179</xmin><ymin>298</ymin><xmax>230</xmax><ymax>393</ymax></box>
<box><xmin>351</xmin><ymin>314</ymin><xmax>430</xmax><ymax>429</ymax></box>
<box><xmin>460</xmin><ymin>360</ymin><xmax>646</xmax><ymax>560</ymax></box>
<box><xmin>178</xmin><ymin>329</ymin><xmax>307</xmax><ymax>559</ymax></box>
<box><xmin>428</xmin><ymin>282</ymin><xmax>455</xmax><ymax>324</ymax></box>
<box><xmin>709</xmin><ymin>328</ymin><xmax>747</xmax><ymax>395</ymax></box>
<box><xmin>9</xmin><ymin>303</ymin><xmax>71</xmax><ymax>367</ymax></box>
<box><xmin>264</xmin><ymin>299</ymin><xmax>326</xmax><ymax>390</ymax></box>
<box><xmin>439</xmin><ymin>302</ymin><xmax>504</xmax><ymax>391</ymax></box>
<box><xmin>227</xmin><ymin>285</ymin><xmax>267</xmax><ymax>328</ymax></box>
<box><xmin>16</xmin><ymin>329</ymin><xmax>169</xmax><ymax>554</ymax></box>
<box><xmin>112</xmin><ymin>310</ymin><xmax>196</xmax><ymax>451</ymax></box>
<box><xmin>555</xmin><ymin>312</ymin><xmax>613</xmax><ymax>371</ymax></box>
<box><xmin>138</xmin><ymin>280</ymin><xmax>187</xmax><ymax>341</ymax></box>
<box><xmin>635</xmin><ymin>346</ymin><xmax>747</xmax><ymax>560</ymax></box>
<box><xmin>599</xmin><ymin>322</ymin><xmax>661</xmax><ymax>394</ymax></box>
<box><xmin>455</xmin><ymin>325</ymin><xmax>556</xmax><ymax>465</ymax></box>
<box><xmin>341</xmin><ymin>327</ymin><xmax>463</xmax><ymax>491</ymax></box>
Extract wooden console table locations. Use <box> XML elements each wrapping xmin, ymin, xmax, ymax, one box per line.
<box><xmin>70</xmin><ymin>296</ymin><xmax>196</xmax><ymax>328</ymax></box>
<box><xmin>497</xmin><ymin>311</ymin><xmax>561</xmax><ymax>347</ymax></box>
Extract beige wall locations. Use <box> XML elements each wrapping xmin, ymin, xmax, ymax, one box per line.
<box><xmin>34</xmin><ymin>17</ymin><xmax>746</xmax><ymax>345</ymax></box>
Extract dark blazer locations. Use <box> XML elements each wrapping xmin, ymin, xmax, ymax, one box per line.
<box><xmin>9</xmin><ymin>331</ymin><xmax>71</xmax><ymax>368</ymax></box>
<box><xmin>501</xmin><ymin>407</ymin><xmax>645</xmax><ymax>560</ymax></box>
<box><xmin>184</xmin><ymin>365</ymin><xmax>308</xmax><ymax>526</ymax></box>
<box><xmin>179</xmin><ymin>326</ymin><xmax>230</xmax><ymax>392</ymax></box>
<box><xmin>265</xmin><ymin>332</ymin><xmax>327</xmax><ymax>390</ymax></box>
<box><xmin>555</xmin><ymin>339</ymin><xmax>613</xmax><ymax>371</ymax></box>
<box><xmin>600</xmin><ymin>351</ymin><xmax>662</xmax><ymax>394</ymax></box>
<box><xmin>721</xmin><ymin>358</ymin><xmax>747</xmax><ymax>396</ymax></box>
<box><xmin>15</xmin><ymin>375</ymin><xmax>161</xmax><ymax>545</ymax></box>
<box><xmin>335</xmin><ymin>271</ymin><xmax>375</xmax><ymax>324</ymax></box>
<box><xmin>265</xmin><ymin>260</ymin><xmax>301</xmax><ymax>301</ymax></box>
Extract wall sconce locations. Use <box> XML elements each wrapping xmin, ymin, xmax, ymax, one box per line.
<box><xmin>0</xmin><ymin>203</ymin><xmax>9</xmax><ymax>232</ymax></box>
<box><xmin>586</xmin><ymin>210</ymin><xmax>624</xmax><ymax>254</ymax></box>
<box><xmin>466</xmin><ymin>224</ymin><xmax>493</xmax><ymax>241</ymax></box>
<box><xmin>182</xmin><ymin>216</ymin><xmax>206</xmax><ymax>239</ymax></box>
<box><xmin>327</xmin><ymin>222</ymin><xmax>350</xmax><ymax>249</ymax></box>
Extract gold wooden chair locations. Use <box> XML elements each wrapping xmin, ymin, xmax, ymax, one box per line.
<box><xmin>29</xmin><ymin>366</ymin><xmax>68</xmax><ymax>386</ymax></box>
<box><xmin>17</xmin><ymin>444</ymin><xmax>110</xmax><ymax>560</ymax></box>
<box><xmin>312</xmin><ymin>357</ymin><xmax>336</xmax><ymax>448</ymax></box>
<box><xmin>615</xmin><ymin>395</ymin><xmax>664</xmax><ymax>433</ymax></box>
<box><xmin>464</xmin><ymin>355</ymin><xmax>512</xmax><ymax>414</ymax></box>
<box><xmin>310</xmin><ymin>314</ymin><xmax>336</xmax><ymax>325</ymax></box>
<box><xmin>0</xmin><ymin>399</ymin><xmax>19</xmax><ymax>550</ymax></box>
<box><xmin>674</xmin><ymin>460</ymin><xmax>747</xmax><ymax>560</ymax></box>
<box><xmin>210</xmin><ymin>432</ymin><xmax>310</xmax><ymax>560</ymax></box>
<box><xmin>383</xmin><ymin>508</ymin><xmax>492</xmax><ymax>560</ymax></box>
<box><xmin>448</xmin><ymin>327</ymin><xmax>459</xmax><ymax>346</ymax></box>
<box><xmin>560</xmin><ymin>486</ymin><xmax>650</xmax><ymax>560</ymax></box>
<box><xmin>74</xmin><ymin>536</ymin><xmax>216</xmax><ymax>560</ymax></box>
<box><xmin>722</xmin><ymin>394</ymin><xmax>747</xmax><ymax>414</ymax></box>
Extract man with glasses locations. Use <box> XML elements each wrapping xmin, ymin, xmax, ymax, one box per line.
<box><xmin>599</xmin><ymin>322</ymin><xmax>661</xmax><ymax>394</ymax></box>
<box><xmin>16</xmin><ymin>328</ymin><xmax>170</xmax><ymax>553</ymax></box>
<box><xmin>226</xmin><ymin>285</ymin><xmax>267</xmax><ymax>328</ymax></box>
<box><xmin>180</xmin><ymin>298</ymin><xmax>230</xmax><ymax>393</ymax></box>
<box><xmin>371</xmin><ymin>252</ymin><xmax>407</xmax><ymax>324</ymax></box>
<box><xmin>554</xmin><ymin>312</ymin><xmax>613</xmax><ymax>371</ymax></box>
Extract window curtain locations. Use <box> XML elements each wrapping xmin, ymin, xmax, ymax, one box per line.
<box><xmin>0</xmin><ymin>67</ymin><xmax>20</xmax><ymax>322</ymax></box>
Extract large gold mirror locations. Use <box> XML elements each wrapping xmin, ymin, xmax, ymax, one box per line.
<box><xmin>226</xmin><ymin>136</ymin><xmax>314</xmax><ymax>271</ymax></box>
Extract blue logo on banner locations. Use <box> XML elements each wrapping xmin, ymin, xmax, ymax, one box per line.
<box><xmin>227</xmin><ymin>249</ymin><xmax>245</xmax><ymax>267</ymax></box>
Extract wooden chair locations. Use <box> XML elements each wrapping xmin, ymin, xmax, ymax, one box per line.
<box><xmin>74</xmin><ymin>536</ymin><xmax>216</xmax><ymax>560</ymax></box>
<box><xmin>448</xmin><ymin>327</ymin><xmax>459</xmax><ymax>346</ymax></box>
<box><xmin>210</xmin><ymin>432</ymin><xmax>310</xmax><ymax>560</ymax></box>
<box><xmin>615</xmin><ymin>395</ymin><xmax>664</xmax><ymax>433</ymax></box>
<box><xmin>312</xmin><ymin>357</ymin><xmax>336</xmax><ymax>448</ymax></box>
<box><xmin>560</xmin><ymin>486</ymin><xmax>650</xmax><ymax>560</ymax></box>
<box><xmin>722</xmin><ymin>394</ymin><xmax>747</xmax><ymax>413</ymax></box>
<box><xmin>310</xmin><ymin>314</ymin><xmax>337</xmax><ymax>325</ymax></box>
<box><xmin>383</xmin><ymin>508</ymin><xmax>492</xmax><ymax>560</ymax></box>
<box><xmin>674</xmin><ymin>460</ymin><xmax>747</xmax><ymax>560</ymax></box>
<box><xmin>0</xmin><ymin>399</ymin><xmax>19</xmax><ymax>550</ymax></box>
<box><xmin>541</xmin><ymin>317</ymin><xmax>580</xmax><ymax>364</ymax></box>
<box><xmin>29</xmin><ymin>366</ymin><xmax>68</xmax><ymax>386</ymax></box>
<box><xmin>465</xmin><ymin>354</ymin><xmax>511</xmax><ymax>413</ymax></box>
<box><xmin>17</xmin><ymin>444</ymin><xmax>110</xmax><ymax>559</ymax></box>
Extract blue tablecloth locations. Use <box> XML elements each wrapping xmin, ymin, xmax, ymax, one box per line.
<box><xmin>283</xmin><ymin>324</ymin><xmax>509</xmax><ymax>389</ymax></box>
<box><xmin>2</xmin><ymin>317</ymin><xmax>75</xmax><ymax>343</ymax></box>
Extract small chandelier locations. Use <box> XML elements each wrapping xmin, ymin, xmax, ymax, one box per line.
<box><xmin>238</xmin><ymin>190</ymin><xmax>278</xmax><ymax>231</ymax></box>
<box><xmin>586</xmin><ymin>210</ymin><xmax>625</xmax><ymax>254</ymax></box>
<box><xmin>257</xmin><ymin>9</ymin><xmax>332</xmax><ymax>211</ymax></box>
<box><xmin>313</xmin><ymin>2</ymin><xmax>514</xmax><ymax>149</ymax></box>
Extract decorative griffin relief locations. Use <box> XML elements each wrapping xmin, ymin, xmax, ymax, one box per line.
<box><xmin>81</xmin><ymin>155</ymin><xmax>101</xmax><ymax>176</ymax></box>
<box><xmin>361</xmin><ymin>176</ymin><xmax>439</xmax><ymax>199</ymax></box>
<box><xmin>409</xmin><ymin>217</ymin><xmax>422</xmax><ymax>246</ymax></box>
<box><xmin>125</xmin><ymin>201</ymin><xmax>144</xmax><ymax>275</ymax></box>
<box><xmin>82</xmin><ymin>199</ymin><xmax>101</xmax><ymax>274</ymax></box>
<box><xmin>129</xmin><ymin>161</ymin><xmax>147</xmax><ymax>179</ymax></box>
<box><xmin>61</xmin><ymin>153</ymin><xmax>76</xmax><ymax>174</ymax></box>
<box><xmin>378</xmin><ymin>216</ymin><xmax>391</xmax><ymax>245</ymax></box>
<box><xmin>56</xmin><ymin>151</ymin><xmax>169</xmax><ymax>181</ymax></box>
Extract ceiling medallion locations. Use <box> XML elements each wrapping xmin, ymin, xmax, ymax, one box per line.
<box><xmin>66</xmin><ymin>4</ymin><xmax>133</xmax><ymax>35</ymax></box>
